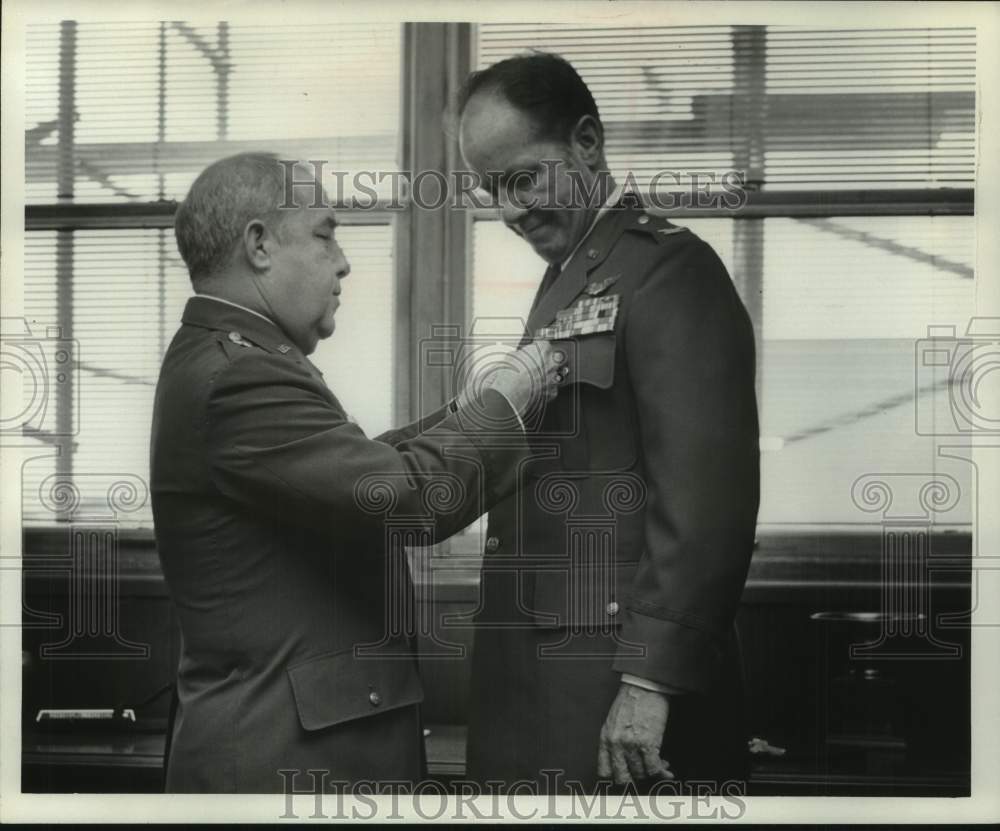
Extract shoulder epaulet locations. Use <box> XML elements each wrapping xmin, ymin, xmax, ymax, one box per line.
<box><xmin>216</xmin><ymin>329</ymin><xmax>267</xmax><ymax>360</ymax></box>
<box><xmin>630</xmin><ymin>211</ymin><xmax>690</xmax><ymax>244</ymax></box>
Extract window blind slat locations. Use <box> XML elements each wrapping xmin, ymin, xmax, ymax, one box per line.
<box><xmin>25</xmin><ymin>21</ymin><xmax>401</xmax><ymax>204</ymax></box>
<box><xmin>478</xmin><ymin>24</ymin><xmax>976</xmax><ymax>191</ymax></box>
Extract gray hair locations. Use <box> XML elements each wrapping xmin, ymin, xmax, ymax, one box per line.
<box><xmin>174</xmin><ymin>152</ymin><xmax>300</xmax><ymax>281</ymax></box>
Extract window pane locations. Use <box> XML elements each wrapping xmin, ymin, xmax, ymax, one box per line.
<box><xmin>758</xmin><ymin>216</ymin><xmax>975</xmax><ymax>526</ymax></box>
<box><xmin>25</xmin><ymin>21</ymin><xmax>401</xmax><ymax>204</ymax></box>
<box><xmin>763</xmin><ymin>28</ymin><xmax>975</xmax><ymax>190</ymax></box>
<box><xmin>308</xmin><ymin>224</ymin><xmax>396</xmax><ymax>438</ymax></box>
<box><xmin>470</xmin><ymin>220</ymin><xmax>546</xmax><ymax>326</ymax></box>
<box><xmin>477</xmin><ymin>24</ymin><xmax>975</xmax><ymax>191</ymax></box>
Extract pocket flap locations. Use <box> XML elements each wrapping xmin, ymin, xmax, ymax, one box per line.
<box><xmin>529</xmin><ymin>561</ymin><xmax>639</xmax><ymax>629</ymax></box>
<box><xmin>553</xmin><ymin>334</ymin><xmax>615</xmax><ymax>389</ymax></box>
<box><xmin>286</xmin><ymin>648</ymin><xmax>424</xmax><ymax>732</ymax></box>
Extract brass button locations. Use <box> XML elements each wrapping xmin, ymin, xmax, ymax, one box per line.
<box><xmin>606</xmin><ymin>601</ymin><xmax>620</xmax><ymax>617</ymax></box>
<box><xmin>637</xmin><ymin>215</ymin><xmax>649</xmax><ymax>224</ymax></box>
<box><xmin>485</xmin><ymin>536</ymin><xmax>500</xmax><ymax>553</ymax></box>
<box><xmin>369</xmin><ymin>691</ymin><xmax>382</xmax><ymax>707</ymax></box>
<box><xmin>586</xmin><ymin>248</ymin><xmax>600</xmax><ymax>260</ymax></box>
<box><xmin>552</xmin><ymin>350</ymin><xmax>565</xmax><ymax>365</ymax></box>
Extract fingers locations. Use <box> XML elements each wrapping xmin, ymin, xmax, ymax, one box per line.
<box><xmin>605</xmin><ymin>745</ymin><xmax>672</xmax><ymax>786</ymax></box>
<box><xmin>598</xmin><ymin>737</ymin><xmax>673</xmax><ymax>786</ymax></box>
<box><xmin>597</xmin><ymin>742</ymin><xmax>613</xmax><ymax>780</ymax></box>
<box><xmin>609</xmin><ymin>743</ymin><xmax>632</xmax><ymax>786</ymax></box>
<box><xmin>623</xmin><ymin>748</ymin><xmax>646</xmax><ymax>783</ymax></box>
<box><xmin>641</xmin><ymin>747</ymin><xmax>674</xmax><ymax>780</ymax></box>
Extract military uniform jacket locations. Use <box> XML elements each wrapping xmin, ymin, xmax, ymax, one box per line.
<box><xmin>150</xmin><ymin>296</ymin><xmax>526</xmax><ymax>793</ymax></box>
<box><xmin>481</xmin><ymin>201</ymin><xmax>760</xmax><ymax>693</ymax></box>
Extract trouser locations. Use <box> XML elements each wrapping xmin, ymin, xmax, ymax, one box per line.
<box><xmin>465</xmin><ymin>621</ymin><xmax>748</xmax><ymax>792</ymax></box>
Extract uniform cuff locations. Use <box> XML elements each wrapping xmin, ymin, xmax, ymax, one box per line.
<box><xmin>613</xmin><ymin>608</ymin><xmax>728</xmax><ymax>694</ymax></box>
<box><xmin>620</xmin><ymin>673</ymin><xmax>686</xmax><ymax>696</ymax></box>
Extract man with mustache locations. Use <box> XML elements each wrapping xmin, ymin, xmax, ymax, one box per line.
<box><xmin>457</xmin><ymin>53</ymin><xmax>760</xmax><ymax>790</ymax></box>
<box><xmin>151</xmin><ymin>152</ymin><xmax>561</xmax><ymax>792</ymax></box>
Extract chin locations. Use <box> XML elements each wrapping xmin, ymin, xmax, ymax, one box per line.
<box><xmin>533</xmin><ymin>240</ymin><xmax>569</xmax><ymax>265</ymax></box>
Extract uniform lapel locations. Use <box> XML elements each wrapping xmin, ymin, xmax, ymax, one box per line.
<box><xmin>522</xmin><ymin>203</ymin><xmax>634</xmax><ymax>339</ymax></box>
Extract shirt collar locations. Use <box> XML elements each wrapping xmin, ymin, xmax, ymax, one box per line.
<box><xmin>196</xmin><ymin>293</ymin><xmax>277</xmax><ymax>327</ymax></box>
<box><xmin>559</xmin><ymin>183</ymin><xmax>625</xmax><ymax>271</ymax></box>
<box><xmin>181</xmin><ymin>294</ymin><xmax>299</xmax><ymax>357</ymax></box>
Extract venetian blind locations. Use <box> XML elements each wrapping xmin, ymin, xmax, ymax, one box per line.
<box><xmin>26</xmin><ymin>21</ymin><xmax>401</xmax><ymax>203</ymax></box>
<box><xmin>477</xmin><ymin>24</ymin><xmax>975</xmax><ymax>192</ymax></box>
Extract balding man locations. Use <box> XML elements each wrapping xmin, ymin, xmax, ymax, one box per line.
<box><xmin>151</xmin><ymin>152</ymin><xmax>560</xmax><ymax>793</ymax></box>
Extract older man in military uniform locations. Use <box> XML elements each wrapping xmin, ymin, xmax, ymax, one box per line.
<box><xmin>457</xmin><ymin>53</ymin><xmax>760</xmax><ymax>790</ymax></box>
<box><xmin>150</xmin><ymin>152</ymin><xmax>560</xmax><ymax>792</ymax></box>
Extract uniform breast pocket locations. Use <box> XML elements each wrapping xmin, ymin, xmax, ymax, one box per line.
<box><xmin>551</xmin><ymin>334</ymin><xmax>637</xmax><ymax>472</ymax></box>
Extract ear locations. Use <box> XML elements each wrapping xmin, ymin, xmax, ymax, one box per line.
<box><xmin>243</xmin><ymin>218</ymin><xmax>274</xmax><ymax>271</ymax></box>
<box><xmin>570</xmin><ymin>114</ymin><xmax>604</xmax><ymax>167</ymax></box>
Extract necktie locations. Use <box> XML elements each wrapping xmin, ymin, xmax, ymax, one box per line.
<box><xmin>536</xmin><ymin>262</ymin><xmax>562</xmax><ymax>306</ymax></box>
<box><xmin>520</xmin><ymin>262</ymin><xmax>562</xmax><ymax>347</ymax></box>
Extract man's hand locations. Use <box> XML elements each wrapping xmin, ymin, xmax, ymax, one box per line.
<box><xmin>458</xmin><ymin>339</ymin><xmax>565</xmax><ymax>415</ymax></box>
<box><xmin>597</xmin><ymin>683</ymin><xmax>674</xmax><ymax>785</ymax></box>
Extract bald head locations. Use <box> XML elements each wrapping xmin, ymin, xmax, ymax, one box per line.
<box><xmin>174</xmin><ymin>153</ymin><xmax>321</xmax><ymax>282</ymax></box>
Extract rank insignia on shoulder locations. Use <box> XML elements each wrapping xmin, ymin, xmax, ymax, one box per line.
<box><xmin>227</xmin><ymin>331</ymin><xmax>251</xmax><ymax>347</ymax></box>
<box><xmin>585</xmin><ymin>273</ymin><xmax>622</xmax><ymax>295</ymax></box>
<box><xmin>657</xmin><ymin>225</ymin><xmax>688</xmax><ymax>236</ymax></box>
<box><xmin>536</xmin><ymin>293</ymin><xmax>620</xmax><ymax>339</ymax></box>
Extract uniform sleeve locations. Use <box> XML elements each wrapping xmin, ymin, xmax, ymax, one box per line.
<box><xmin>374</xmin><ymin>403</ymin><xmax>453</xmax><ymax>447</ymax></box>
<box><xmin>205</xmin><ymin>352</ymin><xmax>527</xmax><ymax>545</ymax></box>
<box><xmin>611</xmin><ymin>238</ymin><xmax>760</xmax><ymax>693</ymax></box>
<box><xmin>376</xmin><ymin>393</ymin><xmax>526</xmax><ymax>447</ymax></box>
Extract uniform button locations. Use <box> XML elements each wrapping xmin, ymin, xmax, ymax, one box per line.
<box><xmin>587</xmin><ymin>248</ymin><xmax>600</xmax><ymax>260</ymax></box>
<box><xmin>369</xmin><ymin>691</ymin><xmax>382</xmax><ymax>707</ymax></box>
<box><xmin>485</xmin><ymin>536</ymin><xmax>500</xmax><ymax>553</ymax></box>
<box><xmin>637</xmin><ymin>215</ymin><xmax>650</xmax><ymax>224</ymax></box>
<box><xmin>552</xmin><ymin>350</ymin><xmax>566</xmax><ymax>365</ymax></box>
<box><xmin>606</xmin><ymin>601</ymin><xmax>620</xmax><ymax>617</ymax></box>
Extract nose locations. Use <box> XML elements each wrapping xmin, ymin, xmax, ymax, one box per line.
<box><xmin>335</xmin><ymin>259</ymin><xmax>350</xmax><ymax>288</ymax></box>
<box><xmin>501</xmin><ymin>199</ymin><xmax>530</xmax><ymax>227</ymax></box>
